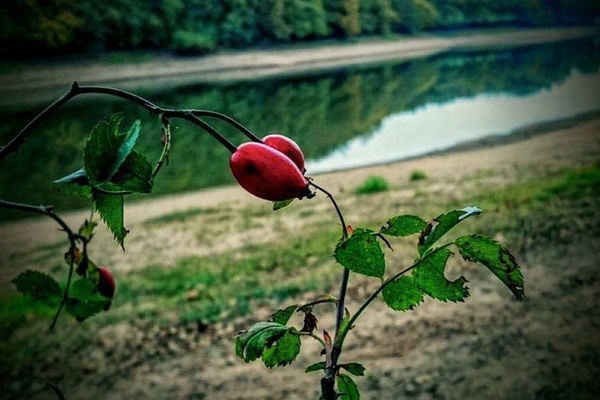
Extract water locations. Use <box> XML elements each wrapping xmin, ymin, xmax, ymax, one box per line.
<box><xmin>1</xmin><ymin>38</ymin><xmax>599</xmax><ymax>219</ymax></box>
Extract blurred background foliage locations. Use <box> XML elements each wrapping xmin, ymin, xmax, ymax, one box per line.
<box><xmin>1</xmin><ymin>0</ymin><xmax>598</xmax><ymax>57</ymax></box>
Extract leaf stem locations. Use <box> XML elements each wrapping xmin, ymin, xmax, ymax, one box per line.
<box><xmin>49</xmin><ymin>256</ymin><xmax>75</xmax><ymax>331</ymax></box>
<box><xmin>292</xmin><ymin>331</ymin><xmax>327</xmax><ymax>348</ymax></box>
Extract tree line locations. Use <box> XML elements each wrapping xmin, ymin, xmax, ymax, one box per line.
<box><xmin>1</xmin><ymin>0</ymin><xmax>598</xmax><ymax>56</ymax></box>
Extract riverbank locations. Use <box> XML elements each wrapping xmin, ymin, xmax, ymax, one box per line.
<box><xmin>2</xmin><ymin>26</ymin><xmax>598</xmax><ymax>106</ymax></box>
<box><xmin>1</xmin><ymin>109</ymin><xmax>599</xmax><ymax>399</ymax></box>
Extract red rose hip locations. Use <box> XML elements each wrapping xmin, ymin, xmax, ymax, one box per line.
<box><xmin>97</xmin><ymin>267</ymin><xmax>115</xmax><ymax>299</ymax></box>
<box><xmin>230</xmin><ymin>142</ymin><xmax>310</xmax><ymax>201</ymax></box>
<box><xmin>262</xmin><ymin>134</ymin><xmax>305</xmax><ymax>173</ymax></box>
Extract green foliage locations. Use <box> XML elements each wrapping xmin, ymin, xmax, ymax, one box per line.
<box><xmin>409</xmin><ymin>170</ymin><xmax>427</xmax><ymax>181</ymax></box>
<box><xmin>93</xmin><ymin>191</ymin><xmax>127</xmax><ymax>246</ymax></box>
<box><xmin>354</xmin><ymin>176</ymin><xmax>390</xmax><ymax>195</ymax></box>
<box><xmin>382</xmin><ymin>276</ymin><xmax>424</xmax><ymax>311</ymax></box>
<box><xmin>65</xmin><ymin>278</ymin><xmax>110</xmax><ymax>321</ymax></box>
<box><xmin>1</xmin><ymin>0</ymin><xmax>599</xmax><ymax>56</ymax></box>
<box><xmin>12</xmin><ymin>270</ymin><xmax>61</xmax><ymax>302</ymax></box>
<box><xmin>235</xmin><ymin>322</ymin><xmax>295</xmax><ymax>365</ymax></box>
<box><xmin>418</xmin><ymin>207</ymin><xmax>481</xmax><ymax>255</ymax></box>
<box><xmin>262</xmin><ymin>331</ymin><xmax>302</xmax><ymax>368</ymax></box>
<box><xmin>337</xmin><ymin>374</ymin><xmax>360</xmax><ymax>399</ymax></box>
<box><xmin>110</xmin><ymin>151</ymin><xmax>153</xmax><ymax>193</ymax></box>
<box><xmin>305</xmin><ymin>361</ymin><xmax>326</xmax><ymax>372</ymax></box>
<box><xmin>341</xmin><ymin>362</ymin><xmax>366</xmax><ymax>376</ymax></box>
<box><xmin>380</xmin><ymin>215</ymin><xmax>427</xmax><ymax>237</ymax></box>
<box><xmin>273</xmin><ymin>199</ymin><xmax>295</xmax><ymax>211</ymax></box>
<box><xmin>334</xmin><ymin>228</ymin><xmax>385</xmax><ymax>278</ymax></box>
<box><xmin>456</xmin><ymin>235</ymin><xmax>525</xmax><ymax>300</ymax></box>
<box><xmin>413</xmin><ymin>247</ymin><xmax>469</xmax><ymax>302</ymax></box>
<box><xmin>270</xmin><ymin>304</ymin><xmax>298</xmax><ymax>325</ymax></box>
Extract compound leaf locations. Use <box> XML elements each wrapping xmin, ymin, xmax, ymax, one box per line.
<box><xmin>12</xmin><ymin>270</ymin><xmax>61</xmax><ymax>302</ymax></box>
<box><xmin>413</xmin><ymin>248</ymin><xmax>469</xmax><ymax>302</ymax></box>
<box><xmin>110</xmin><ymin>119</ymin><xmax>141</xmax><ymax>178</ymax></box>
<box><xmin>455</xmin><ymin>235</ymin><xmax>525</xmax><ymax>300</ymax></box>
<box><xmin>93</xmin><ymin>190</ymin><xmax>127</xmax><ymax>246</ymax></box>
<box><xmin>269</xmin><ymin>304</ymin><xmax>297</xmax><ymax>325</ymax></box>
<box><xmin>337</xmin><ymin>374</ymin><xmax>360</xmax><ymax>400</ymax></box>
<box><xmin>235</xmin><ymin>322</ymin><xmax>288</xmax><ymax>363</ymax></box>
<box><xmin>380</xmin><ymin>215</ymin><xmax>427</xmax><ymax>237</ymax></box>
<box><xmin>418</xmin><ymin>206</ymin><xmax>481</xmax><ymax>255</ymax></box>
<box><xmin>262</xmin><ymin>331</ymin><xmax>301</xmax><ymax>368</ymax></box>
<box><xmin>53</xmin><ymin>168</ymin><xmax>91</xmax><ymax>199</ymax></box>
<box><xmin>334</xmin><ymin>228</ymin><xmax>385</xmax><ymax>278</ymax></box>
<box><xmin>382</xmin><ymin>276</ymin><xmax>424</xmax><ymax>311</ymax></box>
<box><xmin>84</xmin><ymin>115</ymin><xmax>124</xmax><ymax>184</ymax></box>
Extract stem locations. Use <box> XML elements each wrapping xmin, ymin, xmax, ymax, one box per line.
<box><xmin>191</xmin><ymin>110</ymin><xmax>261</xmax><ymax>142</ymax></box>
<box><xmin>292</xmin><ymin>331</ymin><xmax>327</xmax><ymax>348</ymax></box>
<box><xmin>309</xmin><ymin>181</ymin><xmax>349</xmax><ymax>400</ymax></box>
<box><xmin>152</xmin><ymin>116</ymin><xmax>172</xmax><ymax>178</ymax></box>
<box><xmin>49</xmin><ymin>256</ymin><xmax>75</xmax><ymax>331</ymax></box>
<box><xmin>0</xmin><ymin>82</ymin><xmax>241</xmax><ymax>160</ymax></box>
<box><xmin>333</xmin><ymin>262</ymin><xmax>420</xmax><ymax>349</ymax></box>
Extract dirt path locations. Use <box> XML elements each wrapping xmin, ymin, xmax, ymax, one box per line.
<box><xmin>2</xmin><ymin>27</ymin><xmax>598</xmax><ymax>105</ymax></box>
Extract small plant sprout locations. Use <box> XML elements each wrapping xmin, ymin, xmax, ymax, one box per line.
<box><xmin>1</xmin><ymin>83</ymin><xmax>524</xmax><ymax>399</ymax></box>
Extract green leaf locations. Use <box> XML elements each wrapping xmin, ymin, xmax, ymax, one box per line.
<box><xmin>110</xmin><ymin>151</ymin><xmax>153</xmax><ymax>193</ymax></box>
<box><xmin>65</xmin><ymin>278</ymin><xmax>110</xmax><ymax>320</ymax></box>
<box><xmin>380</xmin><ymin>215</ymin><xmax>427</xmax><ymax>237</ymax></box>
<box><xmin>269</xmin><ymin>305</ymin><xmax>297</xmax><ymax>325</ymax></box>
<box><xmin>382</xmin><ymin>276</ymin><xmax>424</xmax><ymax>311</ymax></box>
<box><xmin>337</xmin><ymin>374</ymin><xmax>360</xmax><ymax>400</ymax></box>
<box><xmin>455</xmin><ymin>235</ymin><xmax>525</xmax><ymax>300</ymax></box>
<box><xmin>93</xmin><ymin>190</ymin><xmax>127</xmax><ymax>246</ymax></box>
<box><xmin>418</xmin><ymin>207</ymin><xmax>482</xmax><ymax>255</ymax></box>
<box><xmin>84</xmin><ymin>115</ymin><xmax>125</xmax><ymax>184</ymax></box>
<box><xmin>262</xmin><ymin>331</ymin><xmax>301</xmax><ymax>368</ymax></box>
<box><xmin>235</xmin><ymin>322</ymin><xmax>289</xmax><ymax>362</ymax></box>
<box><xmin>273</xmin><ymin>199</ymin><xmax>294</xmax><ymax>211</ymax></box>
<box><xmin>305</xmin><ymin>361</ymin><xmax>326</xmax><ymax>373</ymax></box>
<box><xmin>334</xmin><ymin>228</ymin><xmax>385</xmax><ymax>278</ymax></box>
<box><xmin>109</xmin><ymin>119</ymin><xmax>141</xmax><ymax>178</ymax></box>
<box><xmin>341</xmin><ymin>363</ymin><xmax>366</xmax><ymax>376</ymax></box>
<box><xmin>53</xmin><ymin>168</ymin><xmax>91</xmax><ymax>199</ymax></box>
<box><xmin>78</xmin><ymin>219</ymin><xmax>98</xmax><ymax>241</ymax></box>
<box><xmin>12</xmin><ymin>270</ymin><xmax>61</xmax><ymax>301</ymax></box>
<box><xmin>413</xmin><ymin>248</ymin><xmax>469</xmax><ymax>302</ymax></box>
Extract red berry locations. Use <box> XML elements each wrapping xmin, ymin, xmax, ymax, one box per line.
<box><xmin>262</xmin><ymin>134</ymin><xmax>305</xmax><ymax>173</ymax></box>
<box><xmin>97</xmin><ymin>267</ymin><xmax>115</xmax><ymax>299</ymax></box>
<box><xmin>230</xmin><ymin>142</ymin><xmax>310</xmax><ymax>201</ymax></box>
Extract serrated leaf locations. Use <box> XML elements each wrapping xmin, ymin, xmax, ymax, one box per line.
<box><xmin>109</xmin><ymin>119</ymin><xmax>141</xmax><ymax>178</ymax></box>
<box><xmin>65</xmin><ymin>278</ymin><xmax>110</xmax><ymax>320</ymax></box>
<box><xmin>382</xmin><ymin>276</ymin><xmax>424</xmax><ymax>311</ymax></box>
<box><xmin>305</xmin><ymin>361</ymin><xmax>326</xmax><ymax>373</ymax></box>
<box><xmin>334</xmin><ymin>228</ymin><xmax>385</xmax><ymax>278</ymax></box>
<box><xmin>341</xmin><ymin>363</ymin><xmax>366</xmax><ymax>376</ymax></box>
<box><xmin>93</xmin><ymin>190</ymin><xmax>127</xmax><ymax>246</ymax></box>
<box><xmin>413</xmin><ymin>248</ymin><xmax>469</xmax><ymax>302</ymax></box>
<box><xmin>455</xmin><ymin>235</ymin><xmax>525</xmax><ymax>300</ymax></box>
<box><xmin>273</xmin><ymin>199</ymin><xmax>294</xmax><ymax>211</ymax></box>
<box><xmin>418</xmin><ymin>207</ymin><xmax>482</xmax><ymax>255</ymax></box>
<box><xmin>380</xmin><ymin>215</ymin><xmax>427</xmax><ymax>237</ymax></box>
<box><xmin>235</xmin><ymin>322</ymin><xmax>288</xmax><ymax>362</ymax></box>
<box><xmin>337</xmin><ymin>374</ymin><xmax>360</xmax><ymax>400</ymax></box>
<box><xmin>269</xmin><ymin>305</ymin><xmax>297</xmax><ymax>325</ymax></box>
<box><xmin>84</xmin><ymin>115</ymin><xmax>125</xmax><ymax>184</ymax></box>
<box><xmin>262</xmin><ymin>331</ymin><xmax>301</xmax><ymax>368</ymax></box>
<box><xmin>110</xmin><ymin>150</ymin><xmax>153</xmax><ymax>193</ymax></box>
<box><xmin>12</xmin><ymin>270</ymin><xmax>61</xmax><ymax>301</ymax></box>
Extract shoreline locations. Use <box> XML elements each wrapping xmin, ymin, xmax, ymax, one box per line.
<box><xmin>2</xmin><ymin>26</ymin><xmax>599</xmax><ymax>106</ymax></box>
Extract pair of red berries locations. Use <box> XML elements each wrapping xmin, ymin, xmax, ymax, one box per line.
<box><xmin>230</xmin><ymin>134</ymin><xmax>310</xmax><ymax>201</ymax></box>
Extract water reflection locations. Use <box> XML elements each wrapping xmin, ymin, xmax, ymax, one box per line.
<box><xmin>1</xmin><ymin>38</ymin><xmax>599</xmax><ymax>219</ymax></box>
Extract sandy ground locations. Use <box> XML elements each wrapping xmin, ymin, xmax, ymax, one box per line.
<box><xmin>0</xmin><ymin>116</ymin><xmax>599</xmax><ymax>399</ymax></box>
<box><xmin>1</xmin><ymin>27</ymin><xmax>598</xmax><ymax>105</ymax></box>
